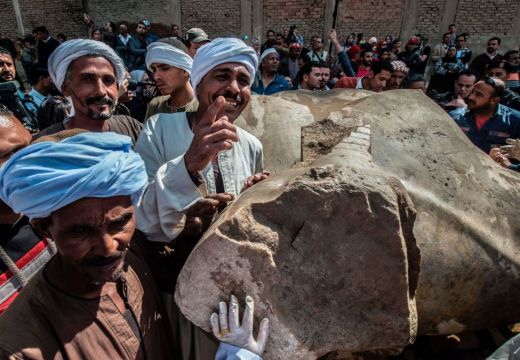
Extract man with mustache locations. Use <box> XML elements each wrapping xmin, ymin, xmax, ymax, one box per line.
<box><xmin>252</xmin><ymin>48</ymin><xmax>291</xmax><ymax>95</ymax></box>
<box><xmin>34</xmin><ymin>39</ymin><xmax>142</xmax><ymax>144</ymax></box>
<box><xmin>144</xmin><ymin>41</ymin><xmax>198</xmax><ymax>120</ymax></box>
<box><xmin>0</xmin><ymin>131</ymin><xmax>269</xmax><ymax>359</ymax></box>
<box><xmin>449</xmin><ymin>76</ymin><xmax>520</xmax><ymax>153</ymax></box>
<box><xmin>470</xmin><ymin>37</ymin><xmax>503</xmax><ymax>78</ymax></box>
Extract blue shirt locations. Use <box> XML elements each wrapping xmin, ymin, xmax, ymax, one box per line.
<box><xmin>29</xmin><ymin>88</ymin><xmax>47</xmax><ymax>108</ymax></box>
<box><xmin>252</xmin><ymin>74</ymin><xmax>291</xmax><ymax>95</ymax></box>
<box><xmin>449</xmin><ymin>104</ymin><xmax>520</xmax><ymax>153</ymax></box>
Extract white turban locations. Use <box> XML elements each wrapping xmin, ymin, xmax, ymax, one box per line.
<box><xmin>191</xmin><ymin>37</ymin><xmax>258</xmax><ymax>90</ymax></box>
<box><xmin>0</xmin><ymin>132</ymin><xmax>147</xmax><ymax>220</ymax></box>
<box><xmin>145</xmin><ymin>42</ymin><xmax>193</xmax><ymax>75</ymax></box>
<box><xmin>259</xmin><ymin>48</ymin><xmax>279</xmax><ymax>64</ymax></box>
<box><xmin>48</xmin><ymin>39</ymin><xmax>126</xmax><ymax>91</ymax></box>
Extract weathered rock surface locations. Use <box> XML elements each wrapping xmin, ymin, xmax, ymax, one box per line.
<box><xmin>176</xmin><ymin>89</ymin><xmax>520</xmax><ymax>359</ymax></box>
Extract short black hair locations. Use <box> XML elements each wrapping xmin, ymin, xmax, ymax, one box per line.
<box><xmin>487</xmin><ymin>59</ymin><xmax>507</xmax><ymax>71</ymax></box>
<box><xmin>449</xmin><ymin>23</ymin><xmax>456</xmax><ymax>28</ymax></box>
<box><xmin>457</xmin><ymin>69</ymin><xmax>479</xmax><ymax>82</ymax></box>
<box><xmin>0</xmin><ymin>47</ymin><xmax>13</xmax><ymax>60</ymax></box>
<box><xmin>266</xmin><ymin>29</ymin><xmax>275</xmax><ymax>35</ymax></box>
<box><xmin>28</xmin><ymin>65</ymin><xmax>50</xmax><ymax>85</ymax></box>
<box><xmin>481</xmin><ymin>76</ymin><xmax>505</xmax><ymax>98</ymax></box>
<box><xmin>276</xmin><ymin>33</ymin><xmax>283</xmax><ymax>38</ymax></box>
<box><xmin>371</xmin><ymin>60</ymin><xmax>393</xmax><ymax>75</ymax></box>
<box><xmin>504</xmin><ymin>50</ymin><xmax>519</xmax><ymax>61</ymax></box>
<box><xmin>301</xmin><ymin>61</ymin><xmax>326</xmax><ymax>77</ymax></box>
<box><xmin>442</xmin><ymin>32</ymin><xmax>451</xmax><ymax>39</ymax></box>
<box><xmin>488</xmin><ymin>37</ymin><xmax>501</xmax><ymax>45</ymax></box>
<box><xmin>56</xmin><ymin>33</ymin><xmax>67</xmax><ymax>41</ymax></box>
<box><xmin>360</xmin><ymin>49</ymin><xmax>372</xmax><ymax>57</ymax></box>
<box><xmin>32</xmin><ymin>26</ymin><xmax>48</xmax><ymax>34</ymax></box>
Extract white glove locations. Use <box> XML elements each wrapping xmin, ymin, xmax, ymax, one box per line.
<box><xmin>500</xmin><ymin>138</ymin><xmax>520</xmax><ymax>160</ymax></box>
<box><xmin>210</xmin><ymin>295</ymin><xmax>269</xmax><ymax>357</ymax></box>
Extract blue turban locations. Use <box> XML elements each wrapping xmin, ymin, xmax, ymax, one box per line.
<box><xmin>0</xmin><ymin>132</ymin><xmax>147</xmax><ymax>220</ymax></box>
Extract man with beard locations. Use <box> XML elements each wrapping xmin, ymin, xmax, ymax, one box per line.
<box><xmin>486</xmin><ymin>60</ymin><xmax>520</xmax><ymax>111</ymax></box>
<box><xmin>298</xmin><ymin>61</ymin><xmax>326</xmax><ymax>90</ymax></box>
<box><xmin>128</xmin><ymin>21</ymin><xmax>148</xmax><ymax>70</ymax></box>
<box><xmin>0</xmin><ymin>130</ymin><xmax>269</xmax><ymax>359</ymax></box>
<box><xmin>386</xmin><ymin>60</ymin><xmax>409</xmax><ymax>90</ymax></box>
<box><xmin>0</xmin><ymin>111</ymin><xmax>56</xmax><ymax>315</ymax></box>
<box><xmin>470</xmin><ymin>37</ymin><xmax>503</xmax><ymax>78</ymax></box>
<box><xmin>34</xmin><ymin>39</ymin><xmax>142</xmax><ymax>144</ymax></box>
<box><xmin>279</xmin><ymin>42</ymin><xmax>302</xmax><ymax>84</ymax></box>
<box><xmin>252</xmin><ymin>48</ymin><xmax>291</xmax><ymax>95</ymax></box>
<box><xmin>429</xmin><ymin>69</ymin><xmax>478</xmax><ymax>111</ymax></box>
<box><xmin>356</xmin><ymin>49</ymin><xmax>372</xmax><ymax>77</ymax></box>
<box><xmin>503</xmin><ymin>50</ymin><xmax>519</xmax><ymax>89</ymax></box>
<box><xmin>144</xmin><ymin>41</ymin><xmax>197</xmax><ymax>119</ymax></box>
<box><xmin>334</xmin><ymin>60</ymin><xmax>393</xmax><ymax>92</ymax></box>
<box><xmin>306</xmin><ymin>35</ymin><xmax>328</xmax><ymax>63</ymax></box>
<box><xmin>0</xmin><ymin>48</ymin><xmax>39</xmax><ymax>131</ymax></box>
<box><xmin>450</xmin><ymin>76</ymin><xmax>520</xmax><ymax>153</ymax></box>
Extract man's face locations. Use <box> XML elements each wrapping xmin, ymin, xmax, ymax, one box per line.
<box><xmin>136</xmin><ymin>23</ymin><xmax>146</xmax><ymax>36</ymax></box>
<box><xmin>266</xmin><ymin>31</ymin><xmax>275</xmax><ymax>43</ymax></box>
<box><xmin>368</xmin><ymin>69</ymin><xmax>391</xmax><ymax>92</ymax></box>
<box><xmin>319</xmin><ymin>67</ymin><xmax>330</xmax><ymax>89</ymax></box>
<box><xmin>289</xmin><ymin>46</ymin><xmax>301</xmax><ymax>58</ymax></box>
<box><xmin>449</xmin><ymin>25</ymin><xmax>456</xmax><ymax>33</ymax></box>
<box><xmin>62</xmin><ymin>56</ymin><xmax>118</xmax><ymax>121</ymax></box>
<box><xmin>443</xmin><ymin>34</ymin><xmax>450</xmax><ymax>44</ymax></box>
<box><xmin>313</xmin><ymin>37</ymin><xmax>323</xmax><ymax>51</ymax></box>
<box><xmin>409</xmin><ymin>81</ymin><xmax>426</xmax><ymax>92</ymax></box>
<box><xmin>196</xmin><ymin>62</ymin><xmax>251</xmax><ymax>123</ymax></box>
<box><xmin>454</xmin><ymin>74</ymin><xmax>476</xmax><ymax>98</ymax></box>
<box><xmin>506</xmin><ymin>52</ymin><xmax>520</xmax><ymax>66</ymax></box>
<box><xmin>32</xmin><ymin>32</ymin><xmax>40</xmax><ymax>42</ymax></box>
<box><xmin>487</xmin><ymin>40</ymin><xmax>500</xmax><ymax>54</ymax></box>
<box><xmin>172</xmin><ymin>25</ymin><xmax>180</xmax><ymax>36</ymax></box>
<box><xmin>120</xmin><ymin>25</ymin><xmax>128</xmax><ymax>35</ymax></box>
<box><xmin>262</xmin><ymin>53</ymin><xmax>279</xmax><ymax>73</ymax></box>
<box><xmin>0</xmin><ymin>54</ymin><xmax>16</xmax><ymax>82</ymax></box>
<box><xmin>151</xmin><ymin>63</ymin><xmax>187</xmax><ymax>95</ymax></box>
<box><xmin>275</xmin><ymin>35</ymin><xmax>284</xmax><ymax>46</ymax></box>
<box><xmin>188</xmin><ymin>40</ymin><xmax>209</xmax><ymax>58</ymax></box>
<box><xmin>487</xmin><ymin>67</ymin><xmax>508</xmax><ymax>82</ymax></box>
<box><xmin>456</xmin><ymin>36</ymin><xmax>465</xmax><ymax>49</ymax></box>
<box><xmin>466</xmin><ymin>81</ymin><xmax>497</xmax><ymax>112</ymax></box>
<box><xmin>362</xmin><ymin>52</ymin><xmax>373</xmax><ymax>66</ymax></box>
<box><xmin>303</xmin><ymin>67</ymin><xmax>324</xmax><ymax>90</ymax></box>
<box><xmin>388</xmin><ymin>70</ymin><xmax>406</xmax><ymax>89</ymax></box>
<box><xmin>35</xmin><ymin>196</ymin><xmax>135</xmax><ymax>286</ymax></box>
<box><xmin>103</xmin><ymin>22</ymin><xmax>112</xmax><ymax>32</ymax></box>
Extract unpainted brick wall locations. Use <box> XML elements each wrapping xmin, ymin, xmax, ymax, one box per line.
<box><xmin>415</xmin><ymin>0</ymin><xmax>446</xmax><ymax>42</ymax></box>
<box><xmin>181</xmin><ymin>0</ymin><xmax>241</xmax><ymax>37</ymax></box>
<box><xmin>454</xmin><ymin>0</ymin><xmax>520</xmax><ymax>36</ymax></box>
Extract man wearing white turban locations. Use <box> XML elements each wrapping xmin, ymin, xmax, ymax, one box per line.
<box><xmin>135</xmin><ymin>37</ymin><xmax>271</xmax><ymax>360</ymax></box>
<box><xmin>34</xmin><ymin>39</ymin><xmax>143</xmax><ymax>144</ymax></box>
<box><xmin>144</xmin><ymin>41</ymin><xmax>198</xmax><ymax>119</ymax></box>
<box><xmin>0</xmin><ymin>131</ymin><xmax>269</xmax><ymax>360</ymax></box>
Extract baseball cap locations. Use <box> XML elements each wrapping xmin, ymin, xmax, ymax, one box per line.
<box><xmin>289</xmin><ymin>43</ymin><xmax>302</xmax><ymax>49</ymax></box>
<box><xmin>407</xmin><ymin>37</ymin><xmax>421</xmax><ymax>45</ymax></box>
<box><xmin>185</xmin><ymin>28</ymin><xmax>210</xmax><ymax>43</ymax></box>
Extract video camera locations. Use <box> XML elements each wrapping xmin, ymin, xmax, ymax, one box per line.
<box><xmin>0</xmin><ymin>81</ymin><xmax>38</xmax><ymax>132</ymax></box>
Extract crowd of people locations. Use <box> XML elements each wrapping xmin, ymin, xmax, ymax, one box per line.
<box><xmin>0</xmin><ymin>16</ymin><xmax>519</xmax><ymax>359</ymax></box>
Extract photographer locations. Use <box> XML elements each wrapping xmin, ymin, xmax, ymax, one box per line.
<box><xmin>0</xmin><ymin>47</ymin><xmax>38</xmax><ymax>132</ymax></box>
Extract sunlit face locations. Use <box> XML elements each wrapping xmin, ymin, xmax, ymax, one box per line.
<box><xmin>196</xmin><ymin>62</ymin><xmax>251</xmax><ymax>123</ymax></box>
<box><xmin>151</xmin><ymin>63</ymin><xmax>188</xmax><ymax>95</ymax></box>
<box><xmin>34</xmin><ymin>196</ymin><xmax>135</xmax><ymax>287</ymax></box>
<box><xmin>0</xmin><ymin>54</ymin><xmax>15</xmax><ymax>82</ymax></box>
<box><xmin>368</xmin><ymin>69</ymin><xmax>391</xmax><ymax>92</ymax></box>
<box><xmin>61</xmin><ymin>56</ymin><xmax>118</xmax><ymax>121</ymax></box>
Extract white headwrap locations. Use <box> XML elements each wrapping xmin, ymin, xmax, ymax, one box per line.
<box><xmin>48</xmin><ymin>39</ymin><xmax>126</xmax><ymax>91</ymax></box>
<box><xmin>259</xmin><ymin>48</ymin><xmax>279</xmax><ymax>64</ymax></box>
<box><xmin>191</xmin><ymin>37</ymin><xmax>258</xmax><ymax>90</ymax></box>
<box><xmin>145</xmin><ymin>42</ymin><xmax>193</xmax><ymax>75</ymax></box>
<box><xmin>0</xmin><ymin>132</ymin><xmax>147</xmax><ymax>220</ymax></box>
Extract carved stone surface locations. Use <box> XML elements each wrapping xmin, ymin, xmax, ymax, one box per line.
<box><xmin>176</xmin><ymin>89</ymin><xmax>520</xmax><ymax>359</ymax></box>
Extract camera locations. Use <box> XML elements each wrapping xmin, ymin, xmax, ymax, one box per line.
<box><xmin>0</xmin><ymin>81</ymin><xmax>38</xmax><ymax>132</ymax></box>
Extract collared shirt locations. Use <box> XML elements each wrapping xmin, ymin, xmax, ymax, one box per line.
<box><xmin>28</xmin><ymin>88</ymin><xmax>47</xmax><ymax>108</ymax></box>
<box><xmin>119</xmin><ymin>34</ymin><xmax>131</xmax><ymax>46</ymax></box>
<box><xmin>252</xmin><ymin>74</ymin><xmax>291</xmax><ymax>95</ymax></box>
<box><xmin>134</xmin><ymin>112</ymin><xmax>264</xmax><ymax>243</ymax></box>
<box><xmin>449</xmin><ymin>104</ymin><xmax>520</xmax><ymax>153</ymax></box>
<box><xmin>144</xmin><ymin>95</ymin><xmax>199</xmax><ymax>120</ymax></box>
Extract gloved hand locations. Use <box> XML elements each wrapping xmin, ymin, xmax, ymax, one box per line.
<box><xmin>499</xmin><ymin>138</ymin><xmax>520</xmax><ymax>160</ymax></box>
<box><xmin>210</xmin><ymin>295</ymin><xmax>269</xmax><ymax>357</ymax></box>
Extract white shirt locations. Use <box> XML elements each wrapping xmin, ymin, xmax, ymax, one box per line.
<box><xmin>356</xmin><ymin>77</ymin><xmax>364</xmax><ymax>89</ymax></box>
<box><xmin>134</xmin><ymin>112</ymin><xmax>264</xmax><ymax>243</ymax></box>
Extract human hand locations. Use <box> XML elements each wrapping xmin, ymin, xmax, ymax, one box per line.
<box><xmin>181</xmin><ymin>193</ymin><xmax>235</xmax><ymax>238</ymax></box>
<box><xmin>83</xmin><ymin>13</ymin><xmax>91</xmax><ymax>25</ymax></box>
<box><xmin>211</xmin><ymin>295</ymin><xmax>269</xmax><ymax>357</ymax></box>
<box><xmin>490</xmin><ymin>148</ymin><xmax>512</xmax><ymax>168</ymax></box>
<box><xmin>446</xmin><ymin>97</ymin><xmax>467</xmax><ymax>108</ymax></box>
<box><xmin>184</xmin><ymin>97</ymin><xmax>239</xmax><ymax>173</ymax></box>
<box><xmin>328</xmin><ymin>29</ymin><xmax>338</xmax><ymax>42</ymax></box>
<box><xmin>499</xmin><ymin>138</ymin><xmax>520</xmax><ymax>160</ymax></box>
<box><xmin>242</xmin><ymin>172</ymin><xmax>270</xmax><ymax>192</ymax></box>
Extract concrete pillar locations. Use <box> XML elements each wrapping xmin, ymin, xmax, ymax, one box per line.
<box><xmin>323</xmin><ymin>0</ymin><xmax>337</xmax><ymax>53</ymax></box>
<box><xmin>12</xmin><ymin>0</ymin><xmax>25</xmax><ymax>35</ymax></box>
<box><xmin>240</xmin><ymin>0</ymin><xmax>252</xmax><ymax>43</ymax></box>
<box><xmin>439</xmin><ymin>0</ymin><xmax>459</xmax><ymax>37</ymax></box>
<box><xmin>169</xmin><ymin>0</ymin><xmax>182</xmax><ymax>30</ymax></box>
<box><xmin>252</xmin><ymin>0</ymin><xmax>263</xmax><ymax>42</ymax></box>
<box><xmin>399</xmin><ymin>0</ymin><xmax>418</xmax><ymax>40</ymax></box>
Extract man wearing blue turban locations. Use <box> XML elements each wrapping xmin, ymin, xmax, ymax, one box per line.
<box><xmin>0</xmin><ymin>131</ymin><xmax>269</xmax><ymax>359</ymax></box>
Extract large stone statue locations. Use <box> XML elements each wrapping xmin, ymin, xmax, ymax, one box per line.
<box><xmin>175</xmin><ymin>89</ymin><xmax>520</xmax><ymax>359</ymax></box>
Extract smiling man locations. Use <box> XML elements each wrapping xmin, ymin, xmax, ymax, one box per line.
<box><xmin>34</xmin><ymin>39</ymin><xmax>142</xmax><ymax>143</ymax></box>
<box><xmin>144</xmin><ymin>41</ymin><xmax>197</xmax><ymax>119</ymax></box>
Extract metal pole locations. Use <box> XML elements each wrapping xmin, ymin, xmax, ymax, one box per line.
<box><xmin>328</xmin><ymin>0</ymin><xmax>341</xmax><ymax>55</ymax></box>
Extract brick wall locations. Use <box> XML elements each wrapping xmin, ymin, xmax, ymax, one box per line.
<box><xmin>454</xmin><ymin>0</ymin><xmax>520</xmax><ymax>36</ymax></box>
<box><xmin>415</xmin><ymin>0</ymin><xmax>446</xmax><ymax>42</ymax></box>
<box><xmin>181</xmin><ymin>0</ymin><xmax>240</xmax><ymax>37</ymax></box>
<box><xmin>263</xmin><ymin>0</ymin><xmax>327</xmax><ymax>43</ymax></box>
<box><xmin>0</xmin><ymin>0</ymin><xmax>19</xmax><ymax>38</ymax></box>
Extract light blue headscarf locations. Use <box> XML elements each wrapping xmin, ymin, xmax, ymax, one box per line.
<box><xmin>0</xmin><ymin>132</ymin><xmax>147</xmax><ymax>220</ymax></box>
